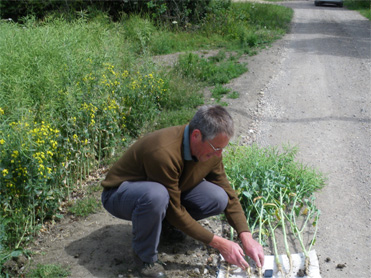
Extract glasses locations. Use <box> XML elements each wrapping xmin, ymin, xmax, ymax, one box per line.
<box><xmin>207</xmin><ymin>140</ymin><xmax>224</xmax><ymax>152</ymax></box>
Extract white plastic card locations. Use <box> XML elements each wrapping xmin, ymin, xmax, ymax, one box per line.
<box><xmin>218</xmin><ymin>250</ymin><xmax>321</xmax><ymax>278</ymax></box>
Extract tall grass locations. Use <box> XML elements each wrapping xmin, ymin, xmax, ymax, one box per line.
<box><xmin>0</xmin><ymin>1</ymin><xmax>294</xmax><ymax>274</ymax></box>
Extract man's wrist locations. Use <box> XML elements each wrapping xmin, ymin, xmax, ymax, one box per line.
<box><xmin>239</xmin><ymin>231</ymin><xmax>254</xmax><ymax>243</ymax></box>
<box><xmin>209</xmin><ymin>234</ymin><xmax>222</xmax><ymax>248</ymax></box>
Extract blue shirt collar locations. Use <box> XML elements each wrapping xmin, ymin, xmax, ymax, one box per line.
<box><xmin>183</xmin><ymin>125</ymin><xmax>193</xmax><ymax>161</ymax></box>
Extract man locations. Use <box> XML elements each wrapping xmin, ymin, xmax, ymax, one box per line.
<box><xmin>101</xmin><ymin>105</ymin><xmax>264</xmax><ymax>277</ymax></box>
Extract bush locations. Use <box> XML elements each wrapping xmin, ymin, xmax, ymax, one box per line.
<box><xmin>0</xmin><ymin>0</ymin><xmax>212</xmax><ymax>25</ymax></box>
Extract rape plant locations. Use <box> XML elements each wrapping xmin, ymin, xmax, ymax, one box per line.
<box><xmin>0</xmin><ymin>61</ymin><xmax>170</xmax><ymax>252</ymax></box>
<box><xmin>223</xmin><ymin>144</ymin><xmax>325</xmax><ymax>276</ymax></box>
<box><xmin>0</xmin><ymin>116</ymin><xmax>67</xmax><ymax>249</ymax></box>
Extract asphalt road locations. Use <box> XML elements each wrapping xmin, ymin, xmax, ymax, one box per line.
<box><xmin>255</xmin><ymin>1</ymin><xmax>371</xmax><ymax>277</ymax></box>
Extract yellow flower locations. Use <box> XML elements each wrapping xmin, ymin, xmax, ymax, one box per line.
<box><xmin>0</xmin><ymin>139</ymin><xmax>5</xmax><ymax>145</ymax></box>
<box><xmin>0</xmin><ymin>108</ymin><xmax>4</xmax><ymax>115</ymax></box>
<box><xmin>2</xmin><ymin>169</ymin><xmax>8</xmax><ymax>177</ymax></box>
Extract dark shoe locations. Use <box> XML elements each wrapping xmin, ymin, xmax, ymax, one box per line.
<box><xmin>133</xmin><ymin>252</ymin><xmax>167</xmax><ymax>278</ymax></box>
<box><xmin>161</xmin><ymin>220</ymin><xmax>186</xmax><ymax>242</ymax></box>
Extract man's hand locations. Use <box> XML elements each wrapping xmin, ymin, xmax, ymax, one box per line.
<box><xmin>209</xmin><ymin>235</ymin><xmax>250</xmax><ymax>270</ymax></box>
<box><xmin>239</xmin><ymin>231</ymin><xmax>265</xmax><ymax>268</ymax></box>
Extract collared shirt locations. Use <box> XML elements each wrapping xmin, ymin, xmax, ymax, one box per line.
<box><xmin>183</xmin><ymin>125</ymin><xmax>193</xmax><ymax>161</ymax></box>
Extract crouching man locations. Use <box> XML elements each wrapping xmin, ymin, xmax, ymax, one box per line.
<box><xmin>101</xmin><ymin>105</ymin><xmax>264</xmax><ymax>277</ymax></box>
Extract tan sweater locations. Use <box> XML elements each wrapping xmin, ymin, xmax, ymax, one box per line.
<box><xmin>101</xmin><ymin>125</ymin><xmax>250</xmax><ymax>244</ymax></box>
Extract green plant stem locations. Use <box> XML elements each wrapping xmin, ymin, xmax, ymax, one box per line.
<box><xmin>267</xmin><ymin>213</ymin><xmax>283</xmax><ymax>277</ymax></box>
<box><xmin>278</xmin><ymin>189</ymin><xmax>292</xmax><ymax>277</ymax></box>
<box><xmin>226</xmin><ymin>226</ymin><xmax>234</xmax><ymax>278</ymax></box>
<box><xmin>287</xmin><ymin>196</ymin><xmax>319</xmax><ymax>276</ymax></box>
<box><xmin>309</xmin><ymin>210</ymin><xmax>320</xmax><ymax>252</ymax></box>
<box><xmin>15</xmin><ymin>217</ymin><xmax>30</xmax><ymax>249</ymax></box>
<box><xmin>265</xmin><ymin>203</ymin><xmax>284</xmax><ymax>277</ymax></box>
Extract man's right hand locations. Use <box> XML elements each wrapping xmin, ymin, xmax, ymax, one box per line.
<box><xmin>209</xmin><ymin>235</ymin><xmax>250</xmax><ymax>270</ymax></box>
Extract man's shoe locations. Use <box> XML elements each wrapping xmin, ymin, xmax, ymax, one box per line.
<box><xmin>161</xmin><ymin>220</ymin><xmax>186</xmax><ymax>242</ymax></box>
<box><xmin>133</xmin><ymin>252</ymin><xmax>167</xmax><ymax>278</ymax></box>
<box><xmin>140</xmin><ymin>262</ymin><xmax>167</xmax><ymax>278</ymax></box>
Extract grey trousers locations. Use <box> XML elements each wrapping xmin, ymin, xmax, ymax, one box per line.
<box><xmin>101</xmin><ymin>180</ymin><xmax>228</xmax><ymax>263</ymax></box>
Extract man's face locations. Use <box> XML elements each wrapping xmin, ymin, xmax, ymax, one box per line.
<box><xmin>190</xmin><ymin>129</ymin><xmax>230</xmax><ymax>162</ymax></box>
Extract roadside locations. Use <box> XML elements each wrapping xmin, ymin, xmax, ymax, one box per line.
<box><xmin>12</xmin><ymin>1</ymin><xmax>371</xmax><ymax>278</ymax></box>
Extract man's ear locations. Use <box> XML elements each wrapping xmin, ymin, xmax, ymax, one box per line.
<box><xmin>190</xmin><ymin>129</ymin><xmax>202</xmax><ymax>141</ymax></box>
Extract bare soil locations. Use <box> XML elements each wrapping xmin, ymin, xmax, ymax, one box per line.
<box><xmin>10</xmin><ymin>1</ymin><xmax>370</xmax><ymax>277</ymax></box>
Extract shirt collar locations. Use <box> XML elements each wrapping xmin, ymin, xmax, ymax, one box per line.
<box><xmin>183</xmin><ymin>125</ymin><xmax>193</xmax><ymax>161</ymax></box>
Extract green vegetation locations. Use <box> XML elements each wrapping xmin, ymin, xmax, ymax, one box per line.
<box><xmin>344</xmin><ymin>0</ymin><xmax>370</xmax><ymax>20</ymax></box>
<box><xmin>68</xmin><ymin>197</ymin><xmax>101</xmax><ymax>218</ymax></box>
<box><xmin>175</xmin><ymin>52</ymin><xmax>248</xmax><ymax>85</ymax></box>
<box><xmin>27</xmin><ymin>263</ymin><xmax>70</xmax><ymax>278</ymax></box>
<box><xmin>224</xmin><ymin>144</ymin><xmax>325</xmax><ymax>276</ymax></box>
<box><xmin>0</xmin><ymin>1</ymin><xmax>294</xmax><ymax>276</ymax></box>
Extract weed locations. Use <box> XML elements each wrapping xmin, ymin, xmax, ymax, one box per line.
<box><xmin>28</xmin><ymin>263</ymin><xmax>70</xmax><ymax>278</ymax></box>
<box><xmin>211</xmin><ymin>84</ymin><xmax>231</xmax><ymax>101</ymax></box>
<box><xmin>68</xmin><ymin>197</ymin><xmax>101</xmax><ymax>218</ymax></box>
<box><xmin>175</xmin><ymin>52</ymin><xmax>247</xmax><ymax>85</ymax></box>
<box><xmin>227</xmin><ymin>91</ymin><xmax>240</xmax><ymax>99</ymax></box>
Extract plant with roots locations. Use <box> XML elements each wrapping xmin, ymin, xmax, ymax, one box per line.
<box><xmin>276</xmin><ymin>188</ymin><xmax>293</xmax><ymax>278</ymax></box>
<box><xmin>286</xmin><ymin>195</ymin><xmax>320</xmax><ymax>276</ymax></box>
<box><xmin>223</xmin><ymin>144</ymin><xmax>325</xmax><ymax>278</ymax></box>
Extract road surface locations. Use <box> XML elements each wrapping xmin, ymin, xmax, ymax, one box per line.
<box><xmin>255</xmin><ymin>1</ymin><xmax>371</xmax><ymax>277</ymax></box>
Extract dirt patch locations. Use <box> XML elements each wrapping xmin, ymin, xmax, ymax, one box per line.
<box><xmin>26</xmin><ymin>209</ymin><xmax>225</xmax><ymax>278</ymax></box>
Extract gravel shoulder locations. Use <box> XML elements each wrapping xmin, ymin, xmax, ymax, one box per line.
<box><xmin>255</xmin><ymin>1</ymin><xmax>371</xmax><ymax>277</ymax></box>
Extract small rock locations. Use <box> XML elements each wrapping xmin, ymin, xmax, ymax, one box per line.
<box><xmin>336</xmin><ymin>263</ymin><xmax>346</xmax><ymax>270</ymax></box>
<box><xmin>297</xmin><ymin>269</ymin><xmax>305</xmax><ymax>277</ymax></box>
<box><xmin>207</xmin><ymin>256</ymin><xmax>213</xmax><ymax>264</ymax></box>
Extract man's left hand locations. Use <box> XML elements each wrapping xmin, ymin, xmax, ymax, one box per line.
<box><xmin>239</xmin><ymin>231</ymin><xmax>265</xmax><ymax>268</ymax></box>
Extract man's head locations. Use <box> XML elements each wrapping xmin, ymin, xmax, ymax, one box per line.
<box><xmin>189</xmin><ymin>105</ymin><xmax>234</xmax><ymax>162</ymax></box>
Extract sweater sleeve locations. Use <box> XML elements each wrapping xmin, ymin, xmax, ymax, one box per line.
<box><xmin>205</xmin><ymin>159</ymin><xmax>250</xmax><ymax>235</ymax></box>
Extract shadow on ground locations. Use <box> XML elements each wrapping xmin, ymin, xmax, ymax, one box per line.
<box><xmin>65</xmin><ymin>224</ymin><xmax>134</xmax><ymax>277</ymax></box>
<box><xmin>64</xmin><ymin>220</ymin><xmax>220</xmax><ymax>278</ymax></box>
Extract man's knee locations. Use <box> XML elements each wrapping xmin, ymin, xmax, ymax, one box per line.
<box><xmin>210</xmin><ymin>187</ymin><xmax>228</xmax><ymax>212</ymax></box>
<box><xmin>138</xmin><ymin>183</ymin><xmax>169</xmax><ymax>212</ymax></box>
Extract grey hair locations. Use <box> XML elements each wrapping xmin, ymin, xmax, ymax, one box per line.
<box><xmin>189</xmin><ymin>105</ymin><xmax>234</xmax><ymax>141</ymax></box>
